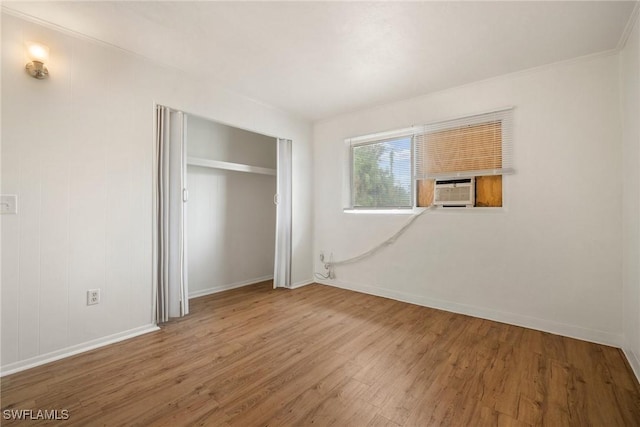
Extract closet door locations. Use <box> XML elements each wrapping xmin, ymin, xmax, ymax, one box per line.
<box><xmin>179</xmin><ymin>114</ymin><xmax>189</xmax><ymax>316</ymax></box>
<box><xmin>156</xmin><ymin>106</ymin><xmax>189</xmax><ymax>323</ymax></box>
<box><xmin>168</xmin><ymin>110</ymin><xmax>189</xmax><ymax>317</ymax></box>
<box><xmin>273</xmin><ymin>138</ymin><xmax>292</xmax><ymax>288</ymax></box>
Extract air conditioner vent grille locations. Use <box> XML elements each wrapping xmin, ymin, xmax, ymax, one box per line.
<box><xmin>434</xmin><ymin>178</ymin><xmax>475</xmax><ymax>207</ymax></box>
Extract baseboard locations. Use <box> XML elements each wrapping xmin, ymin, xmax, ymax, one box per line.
<box><xmin>188</xmin><ymin>275</ymin><xmax>274</xmax><ymax>299</ymax></box>
<box><xmin>0</xmin><ymin>324</ymin><xmax>160</xmax><ymax>377</ymax></box>
<box><xmin>290</xmin><ymin>279</ymin><xmax>314</xmax><ymax>289</ymax></box>
<box><xmin>317</xmin><ymin>279</ymin><xmax>624</xmax><ymax>348</ymax></box>
<box><xmin>622</xmin><ymin>347</ymin><xmax>640</xmax><ymax>384</ymax></box>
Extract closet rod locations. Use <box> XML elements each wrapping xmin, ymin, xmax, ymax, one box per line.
<box><xmin>187</xmin><ymin>156</ymin><xmax>276</xmax><ymax>176</ymax></box>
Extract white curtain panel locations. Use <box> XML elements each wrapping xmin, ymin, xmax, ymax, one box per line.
<box><xmin>155</xmin><ymin>105</ymin><xmax>188</xmax><ymax>323</ymax></box>
<box><xmin>274</xmin><ymin>138</ymin><xmax>293</xmax><ymax>288</ymax></box>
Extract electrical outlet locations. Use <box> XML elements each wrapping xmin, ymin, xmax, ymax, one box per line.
<box><xmin>87</xmin><ymin>289</ymin><xmax>100</xmax><ymax>306</ymax></box>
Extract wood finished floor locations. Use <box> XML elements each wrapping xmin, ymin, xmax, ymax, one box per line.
<box><xmin>2</xmin><ymin>282</ymin><xmax>640</xmax><ymax>426</ymax></box>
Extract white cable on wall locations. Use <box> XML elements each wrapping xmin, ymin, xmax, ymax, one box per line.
<box><xmin>314</xmin><ymin>205</ymin><xmax>434</xmax><ymax>280</ymax></box>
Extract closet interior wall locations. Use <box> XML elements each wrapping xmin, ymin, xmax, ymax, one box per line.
<box><xmin>187</xmin><ymin>116</ymin><xmax>277</xmax><ymax>297</ymax></box>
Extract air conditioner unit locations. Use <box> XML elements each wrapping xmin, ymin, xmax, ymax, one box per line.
<box><xmin>434</xmin><ymin>178</ymin><xmax>475</xmax><ymax>207</ymax></box>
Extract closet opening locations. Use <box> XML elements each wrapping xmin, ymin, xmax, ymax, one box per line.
<box><xmin>154</xmin><ymin>105</ymin><xmax>292</xmax><ymax>324</ymax></box>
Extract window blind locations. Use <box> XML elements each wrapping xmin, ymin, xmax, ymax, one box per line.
<box><xmin>414</xmin><ymin>108</ymin><xmax>514</xmax><ymax>180</ymax></box>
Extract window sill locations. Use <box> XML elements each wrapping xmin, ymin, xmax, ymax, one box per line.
<box><xmin>343</xmin><ymin>208</ymin><xmax>423</xmax><ymax>215</ymax></box>
<box><xmin>430</xmin><ymin>206</ymin><xmax>506</xmax><ymax>214</ymax></box>
<box><xmin>343</xmin><ymin>206</ymin><xmax>506</xmax><ymax>215</ymax></box>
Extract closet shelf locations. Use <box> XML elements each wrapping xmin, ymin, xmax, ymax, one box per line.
<box><xmin>187</xmin><ymin>157</ymin><xmax>276</xmax><ymax>176</ymax></box>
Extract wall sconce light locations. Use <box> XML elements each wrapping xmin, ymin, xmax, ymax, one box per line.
<box><xmin>25</xmin><ymin>41</ymin><xmax>50</xmax><ymax>79</ymax></box>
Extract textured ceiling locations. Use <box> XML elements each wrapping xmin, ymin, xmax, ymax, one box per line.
<box><xmin>3</xmin><ymin>1</ymin><xmax>637</xmax><ymax>121</ymax></box>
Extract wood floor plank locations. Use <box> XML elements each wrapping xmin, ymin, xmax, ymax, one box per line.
<box><xmin>292</xmin><ymin>378</ymin><xmax>375</xmax><ymax>426</ymax></box>
<box><xmin>1</xmin><ymin>281</ymin><xmax>639</xmax><ymax>426</ymax></box>
<box><xmin>263</xmin><ymin>360</ymin><xmax>362</xmax><ymax>426</ymax></box>
<box><xmin>367</xmin><ymin>413</ymin><xmax>402</xmax><ymax>427</ymax></box>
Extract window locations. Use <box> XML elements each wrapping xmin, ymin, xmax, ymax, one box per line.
<box><xmin>351</xmin><ymin>136</ymin><xmax>413</xmax><ymax>209</ymax></box>
<box><xmin>345</xmin><ymin>108</ymin><xmax>513</xmax><ymax>211</ymax></box>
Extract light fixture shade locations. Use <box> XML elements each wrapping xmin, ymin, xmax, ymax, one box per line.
<box><xmin>25</xmin><ymin>41</ymin><xmax>50</xmax><ymax>79</ymax></box>
<box><xmin>25</xmin><ymin>41</ymin><xmax>49</xmax><ymax>63</ymax></box>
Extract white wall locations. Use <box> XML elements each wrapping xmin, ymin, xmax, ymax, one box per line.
<box><xmin>187</xmin><ymin>116</ymin><xmax>277</xmax><ymax>167</ymax></box>
<box><xmin>621</xmin><ymin>12</ymin><xmax>640</xmax><ymax>379</ymax></box>
<box><xmin>0</xmin><ymin>13</ymin><xmax>313</xmax><ymax>374</ymax></box>
<box><xmin>314</xmin><ymin>52</ymin><xmax>623</xmax><ymax>345</ymax></box>
<box><xmin>187</xmin><ymin>117</ymin><xmax>276</xmax><ymax>297</ymax></box>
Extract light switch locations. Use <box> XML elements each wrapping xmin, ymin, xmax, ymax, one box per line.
<box><xmin>0</xmin><ymin>195</ymin><xmax>18</xmax><ymax>214</ymax></box>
